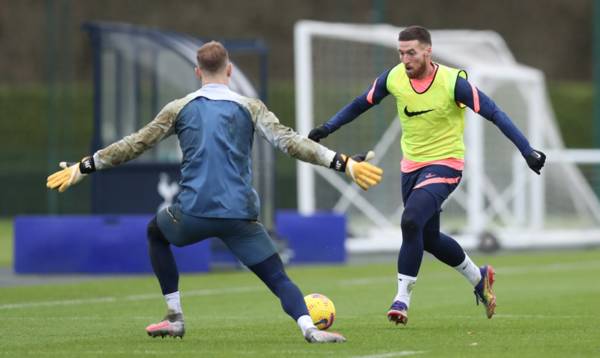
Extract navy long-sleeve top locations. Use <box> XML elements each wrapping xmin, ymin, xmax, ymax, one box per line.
<box><xmin>321</xmin><ymin>67</ymin><xmax>533</xmax><ymax>158</ymax></box>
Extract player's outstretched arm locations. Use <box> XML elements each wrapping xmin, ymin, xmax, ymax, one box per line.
<box><xmin>248</xmin><ymin>99</ymin><xmax>383</xmax><ymax>190</ymax></box>
<box><xmin>47</xmin><ymin>99</ymin><xmax>182</xmax><ymax>193</ymax></box>
<box><xmin>455</xmin><ymin>77</ymin><xmax>547</xmax><ymax>175</ymax></box>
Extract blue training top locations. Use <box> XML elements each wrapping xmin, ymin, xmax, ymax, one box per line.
<box><xmin>92</xmin><ymin>83</ymin><xmax>336</xmax><ymax>220</ymax></box>
<box><xmin>175</xmin><ymin>96</ymin><xmax>258</xmax><ymax>219</ymax></box>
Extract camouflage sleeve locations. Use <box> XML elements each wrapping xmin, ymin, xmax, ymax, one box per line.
<box><xmin>244</xmin><ymin>98</ymin><xmax>336</xmax><ymax>167</ymax></box>
<box><xmin>92</xmin><ymin>99</ymin><xmax>181</xmax><ymax>170</ymax></box>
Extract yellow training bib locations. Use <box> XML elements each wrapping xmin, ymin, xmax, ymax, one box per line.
<box><xmin>386</xmin><ymin>63</ymin><xmax>467</xmax><ymax>162</ymax></box>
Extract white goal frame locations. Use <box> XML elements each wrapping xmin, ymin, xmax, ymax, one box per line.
<box><xmin>294</xmin><ymin>20</ymin><xmax>600</xmax><ymax>251</ymax></box>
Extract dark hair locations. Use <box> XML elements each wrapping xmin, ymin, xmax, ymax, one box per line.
<box><xmin>398</xmin><ymin>26</ymin><xmax>431</xmax><ymax>45</ymax></box>
<box><xmin>196</xmin><ymin>41</ymin><xmax>229</xmax><ymax>73</ymax></box>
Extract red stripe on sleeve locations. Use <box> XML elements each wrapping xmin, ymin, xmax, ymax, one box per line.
<box><xmin>469</xmin><ymin>81</ymin><xmax>480</xmax><ymax>113</ymax></box>
<box><xmin>366</xmin><ymin>79</ymin><xmax>378</xmax><ymax>105</ymax></box>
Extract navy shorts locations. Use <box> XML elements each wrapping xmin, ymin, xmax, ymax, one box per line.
<box><xmin>401</xmin><ymin>165</ymin><xmax>462</xmax><ymax>209</ymax></box>
<box><xmin>156</xmin><ymin>205</ymin><xmax>277</xmax><ymax>267</ymax></box>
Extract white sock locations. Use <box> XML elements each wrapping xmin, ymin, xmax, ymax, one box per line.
<box><xmin>454</xmin><ymin>253</ymin><xmax>482</xmax><ymax>286</ymax></box>
<box><xmin>394</xmin><ymin>273</ymin><xmax>417</xmax><ymax>308</ymax></box>
<box><xmin>297</xmin><ymin>315</ymin><xmax>316</xmax><ymax>335</ymax></box>
<box><xmin>164</xmin><ymin>291</ymin><xmax>182</xmax><ymax>314</ymax></box>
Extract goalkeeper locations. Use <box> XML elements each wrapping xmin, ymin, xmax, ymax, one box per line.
<box><xmin>308</xmin><ymin>26</ymin><xmax>546</xmax><ymax>325</ymax></box>
<box><xmin>47</xmin><ymin>41</ymin><xmax>383</xmax><ymax>343</ymax></box>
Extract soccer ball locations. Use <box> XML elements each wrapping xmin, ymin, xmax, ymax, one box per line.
<box><xmin>304</xmin><ymin>293</ymin><xmax>336</xmax><ymax>330</ymax></box>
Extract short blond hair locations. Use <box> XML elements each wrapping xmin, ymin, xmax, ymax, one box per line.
<box><xmin>196</xmin><ymin>41</ymin><xmax>229</xmax><ymax>74</ymax></box>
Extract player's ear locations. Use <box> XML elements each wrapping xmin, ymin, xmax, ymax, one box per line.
<box><xmin>226</xmin><ymin>62</ymin><xmax>232</xmax><ymax>77</ymax></box>
<box><xmin>194</xmin><ymin>66</ymin><xmax>203</xmax><ymax>80</ymax></box>
<box><xmin>424</xmin><ymin>44</ymin><xmax>432</xmax><ymax>56</ymax></box>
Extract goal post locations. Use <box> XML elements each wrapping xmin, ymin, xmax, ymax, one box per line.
<box><xmin>294</xmin><ymin>20</ymin><xmax>600</xmax><ymax>251</ymax></box>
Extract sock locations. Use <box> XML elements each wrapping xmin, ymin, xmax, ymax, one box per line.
<box><xmin>453</xmin><ymin>253</ymin><xmax>482</xmax><ymax>286</ymax></box>
<box><xmin>394</xmin><ymin>273</ymin><xmax>417</xmax><ymax>307</ymax></box>
<box><xmin>297</xmin><ymin>315</ymin><xmax>316</xmax><ymax>335</ymax></box>
<box><xmin>164</xmin><ymin>291</ymin><xmax>182</xmax><ymax>314</ymax></box>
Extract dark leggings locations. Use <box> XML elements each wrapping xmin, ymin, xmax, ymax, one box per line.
<box><xmin>147</xmin><ymin>217</ymin><xmax>179</xmax><ymax>295</ymax></box>
<box><xmin>249</xmin><ymin>254</ymin><xmax>309</xmax><ymax>320</ymax></box>
<box><xmin>147</xmin><ymin>217</ymin><xmax>308</xmax><ymax>320</ymax></box>
<box><xmin>398</xmin><ymin>189</ymin><xmax>466</xmax><ymax>277</ymax></box>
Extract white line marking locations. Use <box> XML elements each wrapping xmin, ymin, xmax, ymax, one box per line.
<box><xmin>496</xmin><ymin>260</ymin><xmax>600</xmax><ymax>273</ymax></box>
<box><xmin>0</xmin><ymin>297</ymin><xmax>116</xmax><ymax>309</ymax></box>
<box><xmin>0</xmin><ymin>286</ymin><xmax>261</xmax><ymax>310</ymax></box>
<box><xmin>403</xmin><ymin>314</ymin><xmax>591</xmax><ymax>320</ymax></box>
<box><xmin>351</xmin><ymin>351</ymin><xmax>426</xmax><ymax>358</ymax></box>
<box><xmin>340</xmin><ymin>260</ymin><xmax>600</xmax><ymax>285</ymax></box>
<box><xmin>0</xmin><ymin>350</ymin><xmax>189</xmax><ymax>355</ymax></box>
<box><xmin>2</xmin><ymin>259</ymin><xmax>599</xmax><ymax>311</ymax></box>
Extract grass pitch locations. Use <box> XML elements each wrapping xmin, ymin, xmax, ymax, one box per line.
<box><xmin>1</xmin><ymin>249</ymin><xmax>600</xmax><ymax>357</ymax></box>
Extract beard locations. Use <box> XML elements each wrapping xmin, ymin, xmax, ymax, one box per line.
<box><xmin>405</xmin><ymin>59</ymin><xmax>428</xmax><ymax>79</ymax></box>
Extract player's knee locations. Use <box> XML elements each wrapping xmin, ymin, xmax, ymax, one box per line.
<box><xmin>401</xmin><ymin>209</ymin><xmax>422</xmax><ymax>235</ymax></box>
<box><xmin>147</xmin><ymin>217</ymin><xmax>169</xmax><ymax>245</ymax></box>
<box><xmin>423</xmin><ymin>238</ymin><xmax>438</xmax><ymax>253</ymax></box>
<box><xmin>250</xmin><ymin>254</ymin><xmax>291</xmax><ymax>289</ymax></box>
<box><xmin>423</xmin><ymin>229</ymin><xmax>440</xmax><ymax>249</ymax></box>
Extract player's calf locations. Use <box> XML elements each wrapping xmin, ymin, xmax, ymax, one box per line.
<box><xmin>146</xmin><ymin>310</ymin><xmax>185</xmax><ymax>338</ymax></box>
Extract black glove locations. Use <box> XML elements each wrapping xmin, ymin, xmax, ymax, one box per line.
<box><xmin>308</xmin><ymin>125</ymin><xmax>330</xmax><ymax>142</ymax></box>
<box><xmin>525</xmin><ymin>149</ymin><xmax>546</xmax><ymax>175</ymax></box>
<box><xmin>350</xmin><ymin>151</ymin><xmax>375</xmax><ymax>163</ymax></box>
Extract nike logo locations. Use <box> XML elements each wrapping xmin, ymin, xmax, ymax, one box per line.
<box><xmin>404</xmin><ymin>106</ymin><xmax>434</xmax><ymax>117</ymax></box>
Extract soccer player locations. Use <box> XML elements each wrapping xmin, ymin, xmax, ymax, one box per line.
<box><xmin>47</xmin><ymin>41</ymin><xmax>384</xmax><ymax>343</ymax></box>
<box><xmin>308</xmin><ymin>26</ymin><xmax>546</xmax><ymax>325</ymax></box>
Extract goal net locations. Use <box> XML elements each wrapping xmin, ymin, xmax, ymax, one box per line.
<box><xmin>294</xmin><ymin>20</ymin><xmax>600</xmax><ymax>251</ymax></box>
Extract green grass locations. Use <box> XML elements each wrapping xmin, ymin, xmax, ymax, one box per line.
<box><xmin>0</xmin><ymin>218</ymin><xmax>12</xmax><ymax>268</ymax></box>
<box><xmin>1</xmin><ymin>249</ymin><xmax>600</xmax><ymax>357</ymax></box>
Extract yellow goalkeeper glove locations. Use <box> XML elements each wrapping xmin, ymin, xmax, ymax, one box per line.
<box><xmin>46</xmin><ymin>156</ymin><xmax>96</xmax><ymax>193</ymax></box>
<box><xmin>330</xmin><ymin>151</ymin><xmax>383</xmax><ymax>190</ymax></box>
